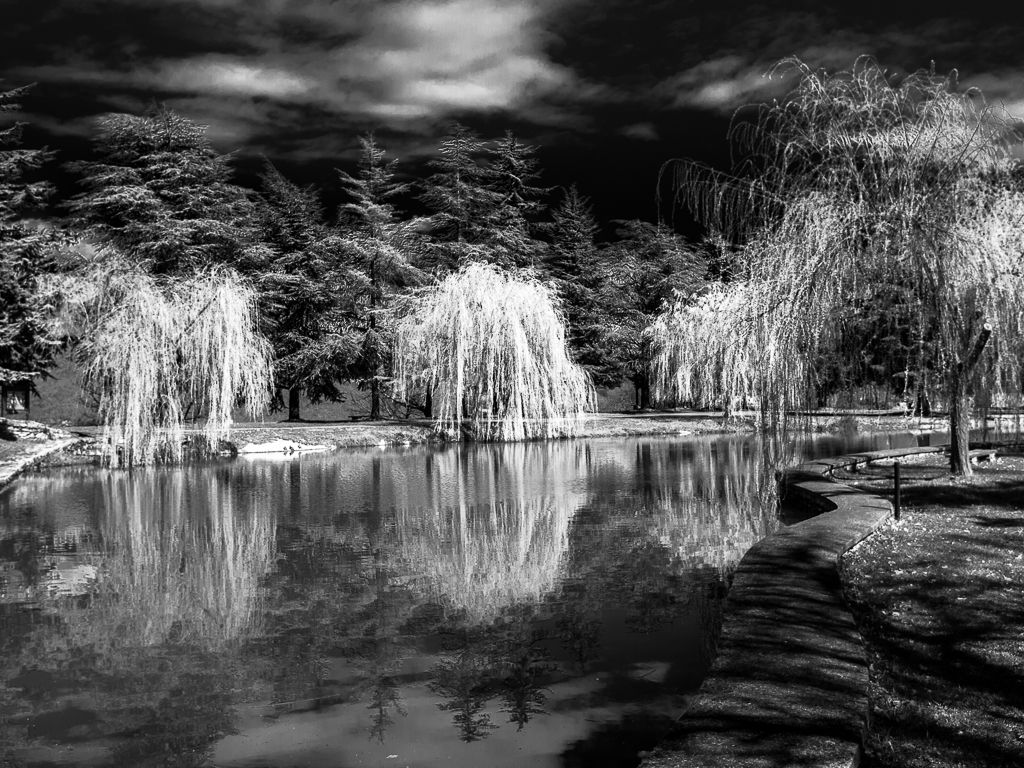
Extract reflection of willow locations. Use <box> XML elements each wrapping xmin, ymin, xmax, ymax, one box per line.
<box><xmin>90</xmin><ymin>467</ymin><xmax>276</xmax><ymax>649</ymax></box>
<box><xmin>396</xmin><ymin>443</ymin><xmax>585</xmax><ymax>626</ymax></box>
<box><xmin>400</xmin><ymin>497</ymin><xmax>569</xmax><ymax>626</ymax></box>
<box><xmin>584</xmin><ymin>439</ymin><xmax>779</xmax><ymax>567</ymax></box>
<box><xmin>566</xmin><ymin>442</ymin><xmax>777</xmax><ymax>654</ymax></box>
<box><xmin>2</xmin><ymin>468</ymin><xmax>276</xmax><ymax>768</ymax></box>
<box><xmin>655</xmin><ymin>438</ymin><xmax>780</xmax><ymax>516</ymax></box>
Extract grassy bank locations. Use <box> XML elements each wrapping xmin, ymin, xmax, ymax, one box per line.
<box><xmin>838</xmin><ymin>454</ymin><xmax>1024</xmax><ymax>767</ymax></box>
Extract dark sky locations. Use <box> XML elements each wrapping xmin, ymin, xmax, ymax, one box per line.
<box><xmin>2</xmin><ymin>0</ymin><xmax>1022</xmax><ymax>235</ymax></box>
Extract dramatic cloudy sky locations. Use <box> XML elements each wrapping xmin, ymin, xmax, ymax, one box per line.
<box><xmin>2</xmin><ymin>0</ymin><xmax>1021</xmax><ymax>230</ymax></box>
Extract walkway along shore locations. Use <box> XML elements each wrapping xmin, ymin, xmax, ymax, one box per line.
<box><xmin>640</xmin><ymin>446</ymin><xmax>946</xmax><ymax>768</ymax></box>
<box><xmin>0</xmin><ymin>419</ymin><xmax>978</xmax><ymax>764</ymax></box>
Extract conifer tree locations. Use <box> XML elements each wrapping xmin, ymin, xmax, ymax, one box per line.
<box><xmin>0</xmin><ymin>85</ymin><xmax>62</xmax><ymax>393</ymax></box>
<box><xmin>65</xmin><ymin>104</ymin><xmax>259</xmax><ymax>274</ymax></box>
<box><xmin>486</xmin><ymin>131</ymin><xmax>549</xmax><ymax>267</ymax></box>
<box><xmin>418</xmin><ymin>123</ymin><xmax>504</xmax><ymax>268</ymax></box>
<box><xmin>337</xmin><ymin>134</ymin><xmax>425</xmax><ymax>420</ymax></box>
<box><xmin>255</xmin><ymin>162</ymin><xmax>361</xmax><ymax>420</ymax></box>
<box><xmin>601</xmin><ymin>220</ymin><xmax>705</xmax><ymax>407</ymax></box>
<box><xmin>543</xmin><ymin>185</ymin><xmax>620</xmax><ymax>386</ymax></box>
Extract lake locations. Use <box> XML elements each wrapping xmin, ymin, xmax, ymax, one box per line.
<box><xmin>0</xmin><ymin>431</ymin><xmax>923</xmax><ymax>767</ymax></box>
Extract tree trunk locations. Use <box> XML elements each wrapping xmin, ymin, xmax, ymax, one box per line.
<box><xmin>947</xmin><ymin>323</ymin><xmax>992</xmax><ymax>476</ymax></box>
<box><xmin>288</xmin><ymin>388</ymin><xmax>302</xmax><ymax>421</ymax></box>
<box><xmin>948</xmin><ymin>376</ymin><xmax>972</xmax><ymax>476</ymax></box>
<box><xmin>634</xmin><ymin>375</ymin><xmax>651</xmax><ymax>410</ymax></box>
<box><xmin>424</xmin><ymin>386</ymin><xmax>432</xmax><ymax>419</ymax></box>
<box><xmin>370</xmin><ymin>379</ymin><xmax>380</xmax><ymax>421</ymax></box>
<box><xmin>368</xmin><ymin>285</ymin><xmax>380</xmax><ymax>421</ymax></box>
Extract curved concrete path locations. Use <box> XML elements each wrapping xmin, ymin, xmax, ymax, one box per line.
<box><xmin>642</xmin><ymin>447</ymin><xmax>941</xmax><ymax>768</ymax></box>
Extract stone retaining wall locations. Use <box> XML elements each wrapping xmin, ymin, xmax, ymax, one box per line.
<box><xmin>0</xmin><ymin>438</ymin><xmax>84</xmax><ymax>491</ymax></box>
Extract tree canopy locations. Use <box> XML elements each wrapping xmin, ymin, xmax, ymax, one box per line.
<box><xmin>392</xmin><ymin>263</ymin><xmax>595</xmax><ymax>440</ymax></box>
<box><xmin>337</xmin><ymin>134</ymin><xmax>426</xmax><ymax>419</ymax></box>
<box><xmin>654</xmin><ymin>57</ymin><xmax>1024</xmax><ymax>473</ymax></box>
<box><xmin>254</xmin><ymin>161</ymin><xmax>361</xmax><ymax>420</ymax></box>
<box><xmin>65</xmin><ymin>104</ymin><xmax>259</xmax><ymax>275</ymax></box>
<box><xmin>0</xmin><ymin>84</ymin><xmax>62</xmax><ymax>388</ymax></box>
<box><xmin>602</xmin><ymin>219</ymin><xmax>706</xmax><ymax>407</ymax></box>
<box><xmin>56</xmin><ymin>106</ymin><xmax>272</xmax><ymax>462</ymax></box>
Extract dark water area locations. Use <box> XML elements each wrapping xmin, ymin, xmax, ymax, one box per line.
<box><xmin>0</xmin><ymin>431</ymin><xmax>923</xmax><ymax>767</ymax></box>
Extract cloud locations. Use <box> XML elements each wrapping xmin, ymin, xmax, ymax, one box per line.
<box><xmin>20</xmin><ymin>56</ymin><xmax>316</xmax><ymax>103</ymax></box>
<box><xmin>331</xmin><ymin>0</ymin><xmax>581</xmax><ymax>118</ymax></box>
<box><xmin>656</xmin><ymin>56</ymin><xmax>793</xmax><ymax>112</ymax></box>
<box><xmin>620</xmin><ymin>122</ymin><xmax>658</xmax><ymax>141</ymax></box>
<box><xmin>12</xmin><ymin>0</ymin><xmax>601</xmax><ymax>154</ymax></box>
<box><xmin>657</xmin><ymin>46</ymin><xmax>1024</xmax><ymax>127</ymax></box>
<box><xmin>959</xmin><ymin>70</ymin><xmax>1024</xmax><ymax>122</ymax></box>
<box><xmin>160</xmin><ymin>58</ymin><xmax>316</xmax><ymax>99</ymax></box>
<box><xmin>8</xmin><ymin>112</ymin><xmax>97</xmax><ymax>139</ymax></box>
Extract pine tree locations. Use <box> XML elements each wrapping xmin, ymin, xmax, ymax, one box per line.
<box><xmin>337</xmin><ymin>135</ymin><xmax>426</xmax><ymax>420</ymax></box>
<box><xmin>65</xmin><ymin>104</ymin><xmax>259</xmax><ymax>275</ymax></box>
<box><xmin>418</xmin><ymin>123</ymin><xmax>504</xmax><ymax>269</ymax></box>
<box><xmin>255</xmin><ymin>162</ymin><xmax>361</xmax><ymax>420</ymax></box>
<box><xmin>486</xmin><ymin>131</ymin><xmax>549</xmax><ymax>267</ymax></box>
<box><xmin>0</xmin><ymin>84</ymin><xmax>62</xmax><ymax>395</ymax></box>
<box><xmin>601</xmin><ymin>220</ymin><xmax>705</xmax><ymax>408</ymax></box>
<box><xmin>542</xmin><ymin>185</ymin><xmax>620</xmax><ymax>387</ymax></box>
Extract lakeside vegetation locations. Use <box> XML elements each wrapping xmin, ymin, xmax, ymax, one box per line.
<box><xmin>2</xmin><ymin>56</ymin><xmax>1023</xmax><ymax>472</ymax></box>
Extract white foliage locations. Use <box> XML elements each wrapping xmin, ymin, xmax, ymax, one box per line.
<box><xmin>654</xmin><ymin>58</ymin><xmax>1024</xmax><ymax>441</ymax></box>
<box><xmin>393</xmin><ymin>262</ymin><xmax>596</xmax><ymax>440</ymax></box>
<box><xmin>648</xmin><ymin>280</ymin><xmax>809</xmax><ymax>416</ymax></box>
<box><xmin>76</xmin><ymin>268</ymin><xmax>271</xmax><ymax>466</ymax></box>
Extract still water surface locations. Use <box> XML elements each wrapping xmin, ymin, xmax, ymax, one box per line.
<box><xmin>0</xmin><ymin>432</ymin><xmax>923</xmax><ymax>767</ymax></box>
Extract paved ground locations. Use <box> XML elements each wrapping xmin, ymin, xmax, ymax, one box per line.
<box><xmin>640</xmin><ymin>449</ymin><xmax>917</xmax><ymax>768</ymax></box>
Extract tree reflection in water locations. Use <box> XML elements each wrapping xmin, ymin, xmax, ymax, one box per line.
<box><xmin>0</xmin><ymin>466</ymin><xmax>276</xmax><ymax>767</ymax></box>
<box><xmin>0</xmin><ymin>433</ymin><xmax>836</xmax><ymax>766</ymax></box>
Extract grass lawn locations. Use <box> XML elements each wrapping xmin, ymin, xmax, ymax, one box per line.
<box><xmin>838</xmin><ymin>454</ymin><xmax>1024</xmax><ymax>768</ymax></box>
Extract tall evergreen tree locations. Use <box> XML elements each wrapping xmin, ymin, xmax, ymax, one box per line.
<box><xmin>65</xmin><ymin>104</ymin><xmax>259</xmax><ymax>275</ymax></box>
<box><xmin>255</xmin><ymin>162</ymin><xmax>361</xmax><ymax>420</ymax></box>
<box><xmin>0</xmin><ymin>84</ymin><xmax>62</xmax><ymax>394</ymax></box>
<box><xmin>486</xmin><ymin>131</ymin><xmax>549</xmax><ymax>267</ymax></box>
<box><xmin>601</xmin><ymin>220</ymin><xmax>705</xmax><ymax>408</ymax></box>
<box><xmin>543</xmin><ymin>185</ymin><xmax>620</xmax><ymax>387</ymax></box>
<box><xmin>337</xmin><ymin>134</ymin><xmax>425</xmax><ymax>420</ymax></box>
<box><xmin>418</xmin><ymin>123</ymin><xmax>503</xmax><ymax>269</ymax></box>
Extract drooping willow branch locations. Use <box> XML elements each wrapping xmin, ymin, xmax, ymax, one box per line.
<box><xmin>651</xmin><ymin>56</ymin><xmax>1024</xmax><ymax>473</ymax></box>
<box><xmin>60</xmin><ymin>266</ymin><xmax>271</xmax><ymax>466</ymax></box>
<box><xmin>392</xmin><ymin>262</ymin><xmax>596</xmax><ymax>441</ymax></box>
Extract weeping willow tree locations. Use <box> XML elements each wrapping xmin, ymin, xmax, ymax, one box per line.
<box><xmin>654</xmin><ymin>57</ymin><xmax>1024</xmax><ymax>474</ymax></box>
<box><xmin>57</xmin><ymin>262</ymin><xmax>271</xmax><ymax>466</ymax></box>
<box><xmin>649</xmin><ymin>281</ymin><xmax>807</xmax><ymax>419</ymax></box>
<box><xmin>393</xmin><ymin>262</ymin><xmax>596</xmax><ymax>441</ymax></box>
